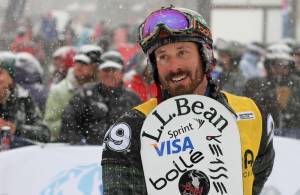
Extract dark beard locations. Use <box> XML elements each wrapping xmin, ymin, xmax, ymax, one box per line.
<box><xmin>162</xmin><ymin>69</ymin><xmax>204</xmax><ymax>97</ymax></box>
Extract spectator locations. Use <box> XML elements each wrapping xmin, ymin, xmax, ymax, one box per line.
<box><xmin>14</xmin><ymin>52</ymin><xmax>48</xmax><ymax>113</ymax></box>
<box><xmin>0</xmin><ymin>52</ymin><xmax>50</xmax><ymax>149</ymax></box>
<box><xmin>10</xmin><ymin>26</ymin><xmax>36</xmax><ymax>55</ymax></box>
<box><xmin>60</xmin><ymin>52</ymin><xmax>141</xmax><ymax>145</ymax></box>
<box><xmin>100</xmin><ymin>50</ymin><xmax>124</xmax><ymax>67</ymax></box>
<box><xmin>78</xmin><ymin>44</ymin><xmax>103</xmax><ymax>66</ymax></box>
<box><xmin>216</xmin><ymin>39</ymin><xmax>246</xmax><ymax>95</ymax></box>
<box><xmin>244</xmin><ymin>43</ymin><xmax>300</xmax><ymax>138</ymax></box>
<box><xmin>39</xmin><ymin>13</ymin><xmax>58</xmax><ymax>57</ymax></box>
<box><xmin>239</xmin><ymin>42</ymin><xmax>266</xmax><ymax>81</ymax></box>
<box><xmin>44</xmin><ymin>45</ymin><xmax>102</xmax><ymax>142</ymax></box>
<box><xmin>33</xmin><ymin>34</ymin><xmax>46</xmax><ymax>66</ymax></box>
<box><xmin>125</xmin><ymin>57</ymin><xmax>158</xmax><ymax>101</ymax></box>
<box><xmin>40</xmin><ymin>13</ymin><xmax>58</xmax><ymax>43</ymax></box>
<box><xmin>63</xmin><ymin>20</ymin><xmax>77</xmax><ymax>46</ymax></box>
<box><xmin>101</xmin><ymin>50</ymin><xmax>156</xmax><ymax>101</ymax></box>
<box><xmin>49</xmin><ymin>46</ymin><xmax>76</xmax><ymax>85</ymax></box>
<box><xmin>77</xmin><ymin>23</ymin><xmax>94</xmax><ymax>47</ymax></box>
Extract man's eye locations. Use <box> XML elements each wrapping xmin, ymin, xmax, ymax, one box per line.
<box><xmin>157</xmin><ymin>55</ymin><xmax>168</xmax><ymax>61</ymax></box>
<box><xmin>178</xmin><ymin>50</ymin><xmax>188</xmax><ymax>57</ymax></box>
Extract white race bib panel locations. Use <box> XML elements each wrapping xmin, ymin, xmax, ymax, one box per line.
<box><xmin>140</xmin><ymin>95</ymin><xmax>243</xmax><ymax>195</ymax></box>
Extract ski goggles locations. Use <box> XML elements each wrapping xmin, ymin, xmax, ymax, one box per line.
<box><xmin>138</xmin><ymin>8</ymin><xmax>212</xmax><ymax>44</ymax></box>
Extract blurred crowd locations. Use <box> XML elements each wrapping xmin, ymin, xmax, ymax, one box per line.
<box><xmin>1</xmin><ymin>13</ymin><xmax>300</xmax><ymax>151</ymax></box>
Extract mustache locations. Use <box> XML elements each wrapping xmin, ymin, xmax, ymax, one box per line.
<box><xmin>165</xmin><ymin>69</ymin><xmax>190</xmax><ymax>80</ymax></box>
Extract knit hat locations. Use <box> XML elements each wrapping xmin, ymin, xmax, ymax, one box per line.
<box><xmin>100</xmin><ymin>50</ymin><xmax>124</xmax><ymax>67</ymax></box>
<box><xmin>98</xmin><ymin>60</ymin><xmax>123</xmax><ymax>70</ymax></box>
<box><xmin>0</xmin><ymin>52</ymin><xmax>16</xmax><ymax>80</ymax></box>
<box><xmin>74</xmin><ymin>54</ymin><xmax>92</xmax><ymax>64</ymax></box>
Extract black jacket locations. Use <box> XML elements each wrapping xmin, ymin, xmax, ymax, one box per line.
<box><xmin>60</xmin><ymin>82</ymin><xmax>142</xmax><ymax>145</ymax></box>
<box><xmin>0</xmin><ymin>85</ymin><xmax>50</xmax><ymax>147</ymax></box>
<box><xmin>244</xmin><ymin>74</ymin><xmax>300</xmax><ymax>138</ymax></box>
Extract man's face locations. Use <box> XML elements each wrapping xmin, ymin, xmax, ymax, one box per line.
<box><xmin>270</xmin><ymin>60</ymin><xmax>290</xmax><ymax>77</ymax></box>
<box><xmin>73</xmin><ymin>62</ymin><xmax>96</xmax><ymax>85</ymax></box>
<box><xmin>271</xmin><ymin>65</ymin><xmax>289</xmax><ymax>77</ymax></box>
<box><xmin>97</xmin><ymin>68</ymin><xmax>123</xmax><ymax>88</ymax></box>
<box><xmin>53</xmin><ymin>57</ymin><xmax>66</xmax><ymax>72</ymax></box>
<box><xmin>154</xmin><ymin>42</ymin><xmax>206</xmax><ymax>96</ymax></box>
<box><xmin>0</xmin><ymin>68</ymin><xmax>13</xmax><ymax>102</ymax></box>
<box><xmin>269</xmin><ymin>60</ymin><xmax>291</xmax><ymax>85</ymax></box>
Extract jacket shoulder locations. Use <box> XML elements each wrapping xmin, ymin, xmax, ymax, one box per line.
<box><xmin>222</xmin><ymin>91</ymin><xmax>259</xmax><ymax>113</ymax></box>
<box><xmin>122</xmin><ymin>87</ymin><xmax>142</xmax><ymax>102</ymax></box>
<box><xmin>134</xmin><ymin>98</ymin><xmax>158</xmax><ymax>116</ymax></box>
<box><xmin>222</xmin><ymin>90</ymin><xmax>264</xmax><ymax>149</ymax></box>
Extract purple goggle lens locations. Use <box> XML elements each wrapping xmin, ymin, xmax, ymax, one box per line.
<box><xmin>142</xmin><ymin>9</ymin><xmax>189</xmax><ymax>39</ymax></box>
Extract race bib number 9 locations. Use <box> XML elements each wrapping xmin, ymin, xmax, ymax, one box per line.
<box><xmin>105</xmin><ymin>123</ymin><xmax>131</xmax><ymax>152</ymax></box>
<box><xmin>140</xmin><ymin>95</ymin><xmax>243</xmax><ymax>195</ymax></box>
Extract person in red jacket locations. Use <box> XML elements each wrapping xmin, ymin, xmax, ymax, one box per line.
<box><xmin>49</xmin><ymin>46</ymin><xmax>76</xmax><ymax>85</ymax></box>
<box><xmin>10</xmin><ymin>27</ymin><xmax>35</xmax><ymax>55</ymax></box>
<box><xmin>125</xmin><ymin>58</ymin><xmax>157</xmax><ymax>101</ymax></box>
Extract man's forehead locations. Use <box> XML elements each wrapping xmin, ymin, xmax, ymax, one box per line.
<box><xmin>155</xmin><ymin>42</ymin><xmax>196</xmax><ymax>53</ymax></box>
<box><xmin>75</xmin><ymin>61</ymin><xmax>92</xmax><ymax>66</ymax></box>
<box><xmin>100</xmin><ymin>67</ymin><xmax>122</xmax><ymax>72</ymax></box>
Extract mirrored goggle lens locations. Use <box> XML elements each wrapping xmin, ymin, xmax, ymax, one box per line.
<box><xmin>142</xmin><ymin>9</ymin><xmax>189</xmax><ymax>39</ymax></box>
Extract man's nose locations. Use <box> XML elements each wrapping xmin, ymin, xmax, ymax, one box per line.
<box><xmin>168</xmin><ymin>56</ymin><xmax>183</xmax><ymax>71</ymax></box>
